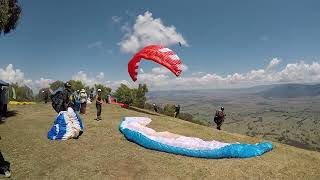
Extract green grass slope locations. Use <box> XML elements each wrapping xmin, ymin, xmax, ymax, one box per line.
<box><xmin>0</xmin><ymin>103</ymin><xmax>320</xmax><ymax>179</ymax></box>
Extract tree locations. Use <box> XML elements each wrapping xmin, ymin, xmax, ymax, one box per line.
<box><xmin>94</xmin><ymin>84</ymin><xmax>112</xmax><ymax>99</ymax></box>
<box><xmin>0</xmin><ymin>0</ymin><xmax>21</xmax><ymax>35</ymax></box>
<box><xmin>49</xmin><ymin>80</ymin><xmax>64</xmax><ymax>91</ymax></box>
<box><xmin>163</xmin><ymin>104</ymin><xmax>175</xmax><ymax>116</ymax></box>
<box><xmin>113</xmin><ymin>84</ymin><xmax>134</xmax><ymax>105</ymax></box>
<box><xmin>34</xmin><ymin>87</ymin><xmax>49</xmax><ymax>102</ymax></box>
<box><xmin>69</xmin><ymin>80</ymin><xmax>85</xmax><ymax>92</ymax></box>
<box><xmin>132</xmin><ymin>84</ymin><xmax>148</xmax><ymax>108</ymax></box>
<box><xmin>9</xmin><ymin>83</ymin><xmax>33</xmax><ymax>101</ymax></box>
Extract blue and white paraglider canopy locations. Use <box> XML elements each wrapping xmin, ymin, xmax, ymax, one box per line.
<box><xmin>119</xmin><ymin>117</ymin><xmax>273</xmax><ymax>159</ymax></box>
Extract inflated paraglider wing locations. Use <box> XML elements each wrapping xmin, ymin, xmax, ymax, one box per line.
<box><xmin>128</xmin><ymin>45</ymin><xmax>183</xmax><ymax>81</ymax></box>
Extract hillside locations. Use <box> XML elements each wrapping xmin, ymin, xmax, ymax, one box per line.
<box><xmin>147</xmin><ymin>84</ymin><xmax>320</xmax><ymax>152</ymax></box>
<box><xmin>1</xmin><ymin>104</ymin><xmax>320</xmax><ymax>179</ymax></box>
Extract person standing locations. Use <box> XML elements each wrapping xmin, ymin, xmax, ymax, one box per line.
<box><xmin>79</xmin><ymin>89</ymin><xmax>87</xmax><ymax>114</ymax></box>
<box><xmin>94</xmin><ymin>89</ymin><xmax>103</xmax><ymax>121</ymax></box>
<box><xmin>0</xmin><ymin>87</ymin><xmax>3</xmax><ymax>121</ymax></box>
<box><xmin>174</xmin><ymin>104</ymin><xmax>180</xmax><ymax>118</ymax></box>
<box><xmin>1</xmin><ymin>87</ymin><xmax>8</xmax><ymax>118</ymax></box>
<box><xmin>73</xmin><ymin>90</ymin><xmax>81</xmax><ymax>113</ymax></box>
<box><xmin>153</xmin><ymin>103</ymin><xmax>158</xmax><ymax>113</ymax></box>
<box><xmin>214</xmin><ymin>107</ymin><xmax>226</xmax><ymax>130</ymax></box>
<box><xmin>43</xmin><ymin>90</ymin><xmax>49</xmax><ymax>104</ymax></box>
<box><xmin>62</xmin><ymin>82</ymin><xmax>74</xmax><ymax>111</ymax></box>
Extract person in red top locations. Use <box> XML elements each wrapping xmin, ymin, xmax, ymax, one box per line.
<box><xmin>214</xmin><ymin>107</ymin><xmax>226</xmax><ymax>130</ymax></box>
<box><xmin>94</xmin><ymin>89</ymin><xmax>103</xmax><ymax>121</ymax></box>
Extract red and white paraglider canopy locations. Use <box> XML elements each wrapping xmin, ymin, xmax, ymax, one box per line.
<box><xmin>128</xmin><ymin>45</ymin><xmax>183</xmax><ymax>82</ymax></box>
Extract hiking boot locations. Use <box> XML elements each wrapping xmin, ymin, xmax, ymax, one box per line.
<box><xmin>4</xmin><ymin>170</ymin><xmax>11</xmax><ymax>178</ymax></box>
<box><xmin>0</xmin><ymin>171</ymin><xmax>11</xmax><ymax>178</ymax></box>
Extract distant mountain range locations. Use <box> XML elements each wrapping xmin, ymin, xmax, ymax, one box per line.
<box><xmin>148</xmin><ymin>83</ymin><xmax>320</xmax><ymax>99</ymax></box>
<box><xmin>257</xmin><ymin>83</ymin><xmax>320</xmax><ymax>98</ymax></box>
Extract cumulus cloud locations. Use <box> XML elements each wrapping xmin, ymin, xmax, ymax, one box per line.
<box><xmin>119</xmin><ymin>11</ymin><xmax>188</xmax><ymax>53</ymax></box>
<box><xmin>266</xmin><ymin>58</ymin><xmax>281</xmax><ymax>71</ymax></box>
<box><xmin>3</xmin><ymin>58</ymin><xmax>320</xmax><ymax>93</ymax></box>
<box><xmin>72</xmin><ymin>71</ymin><xmax>133</xmax><ymax>90</ymax></box>
<box><xmin>0</xmin><ymin>64</ymin><xmax>53</xmax><ymax>92</ymax></box>
<box><xmin>135</xmin><ymin>59</ymin><xmax>320</xmax><ymax>90</ymax></box>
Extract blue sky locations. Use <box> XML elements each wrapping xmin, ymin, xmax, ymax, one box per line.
<box><xmin>1</xmin><ymin>0</ymin><xmax>320</xmax><ymax>91</ymax></box>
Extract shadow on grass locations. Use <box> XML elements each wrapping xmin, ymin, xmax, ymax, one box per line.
<box><xmin>126</xmin><ymin>107</ymin><xmax>160</xmax><ymax>116</ymax></box>
<box><xmin>0</xmin><ymin>110</ymin><xmax>18</xmax><ymax>124</ymax></box>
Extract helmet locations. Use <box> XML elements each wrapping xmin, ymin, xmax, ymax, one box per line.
<box><xmin>97</xmin><ymin>89</ymin><xmax>102</xmax><ymax>92</ymax></box>
<box><xmin>64</xmin><ymin>82</ymin><xmax>71</xmax><ymax>88</ymax></box>
<box><xmin>221</xmin><ymin>107</ymin><xmax>224</xmax><ymax>111</ymax></box>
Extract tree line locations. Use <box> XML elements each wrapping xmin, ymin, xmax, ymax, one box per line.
<box><xmin>7</xmin><ymin>80</ymin><xmax>198</xmax><ymax>125</ymax></box>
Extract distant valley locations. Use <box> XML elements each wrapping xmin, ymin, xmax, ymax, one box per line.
<box><xmin>147</xmin><ymin>83</ymin><xmax>320</xmax><ymax>151</ymax></box>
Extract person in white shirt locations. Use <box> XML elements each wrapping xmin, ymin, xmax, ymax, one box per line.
<box><xmin>79</xmin><ymin>89</ymin><xmax>88</xmax><ymax>114</ymax></box>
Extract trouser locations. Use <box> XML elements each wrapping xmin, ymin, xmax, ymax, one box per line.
<box><xmin>174</xmin><ymin>111</ymin><xmax>179</xmax><ymax>118</ymax></box>
<box><xmin>215</xmin><ymin>118</ymin><xmax>224</xmax><ymax>130</ymax></box>
<box><xmin>2</xmin><ymin>104</ymin><xmax>7</xmax><ymax>117</ymax></box>
<box><xmin>0</xmin><ymin>102</ymin><xmax>3</xmax><ymax>119</ymax></box>
<box><xmin>80</xmin><ymin>102</ymin><xmax>86</xmax><ymax>114</ymax></box>
<box><xmin>0</xmin><ymin>152</ymin><xmax>10</xmax><ymax>173</ymax></box>
<box><xmin>96</xmin><ymin>104</ymin><xmax>102</xmax><ymax>118</ymax></box>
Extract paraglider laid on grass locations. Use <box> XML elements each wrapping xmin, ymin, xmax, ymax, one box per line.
<box><xmin>128</xmin><ymin>45</ymin><xmax>183</xmax><ymax>81</ymax></box>
<box><xmin>119</xmin><ymin>117</ymin><xmax>273</xmax><ymax>159</ymax></box>
<box><xmin>47</xmin><ymin>107</ymin><xmax>83</xmax><ymax>140</ymax></box>
<box><xmin>106</xmin><ymin>95</ymin><xmax>128</xmax><ymax>108</ymax></box>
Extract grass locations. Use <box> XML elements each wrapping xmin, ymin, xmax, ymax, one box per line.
<box><xmin>0</xmin><ymin>103</ymin><xmax>320</xmax><ymax>179</ymax></box>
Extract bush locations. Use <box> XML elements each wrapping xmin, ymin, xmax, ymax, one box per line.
<box><xmin>113</xmin><ymin>83</ymin><xmax>148</xmax><ymax>107</ymax></box>
<box><xmin>9</xmin><ymin>83</ymin><xmax>34</xmax><ymax>101</ymax></box>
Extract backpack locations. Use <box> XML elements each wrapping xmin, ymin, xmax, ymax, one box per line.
<box><xmin>50</xmin><ymin>89</ymin><xmax>64</xmax><ymax>113</ymax></box>
<box><xmin>214</xmin><ymin>110</ymin><xmax>224</xmax><ymax>124</ymax></box>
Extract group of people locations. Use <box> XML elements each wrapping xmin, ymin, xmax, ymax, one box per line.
<box><xmin>50</xmin><ymin>82</ymin><xmax>103</xmax><ymax>121</ymax></box>
<box><xmin>152</xmin><ymin>103</ymin><xmax>226</xmax><ymax>130</ymax></box>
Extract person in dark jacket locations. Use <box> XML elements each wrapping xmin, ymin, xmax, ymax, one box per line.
<box><xmin>153</xmin><ymin>103</ymin><xmax>158</xmax><ymax>113</ymax></box>
<box><xmin>174</xmin><ymin>104</ymin><xmax>180</xmax><ymax>118</ymax></box>
<box><xmin>214</xmin><ymin>107</ymin><xmax>226</xmax><ymax>130</ymax></box>
<box><xmin>43</xmin><ymin>90</ymin><xmax>49</xmax><ymax>104</ymax></box>
<box><xmin>62</xmin><ymin>82</ymin><xmax>74</xmax><ymax>111</ymax></box>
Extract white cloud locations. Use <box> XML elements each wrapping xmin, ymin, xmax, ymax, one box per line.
<box><xmin>96</xmin><ymin>72</ymin><xmax>105</xmax><ymax>80</ymax></box>
<box><xmin>0</xmin><ymin>64</ymin><xmax>53</xmax><ymax>92</ymax></box>
<box><xmin>266</xmin><ymin>58</ymin><xmax>281</xmax><ymax>71</ymax></box>
<box><xmin>3</xmin><ymin>58</ymin><xmax>320</xmax><ymax>93</ymax></box>
<box><xmin>119</xmin><ymin>11</ymin><xmax>188</xmax><ymax>53</ymax></box>
<box><xmin>135</xmin><ymin>59</ymin><xmax>320</xmax><ymax>90</ymax></box>
<box><xmin>72</xmin><ymin>71</ymin><xmax>133</xmax><ymax>90</ymax></box>
<box><xmin>87</xmin><ymin>41</ymin><xmax>103</xmax><ymax>49</ymax></box>
<box><xmin>111</xmin><ymin>16</ymin><xmax>122</xmax><ymax>23</ymax></box>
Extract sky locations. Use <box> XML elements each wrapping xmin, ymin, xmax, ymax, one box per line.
<box><xmin>1</xmin><ymin>0</ymin><xmax>320</xmax><ymax>92</ymax></box>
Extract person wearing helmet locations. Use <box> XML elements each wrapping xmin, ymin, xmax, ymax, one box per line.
<box><xmin>94</xmin><ymin>89</ymin><xmax>103</xmax><ymax>121</ymax></box>
<box><xmin>62</xmin><ymin>82</ymin><xmax>74</xmax><ymax>111</ymax></box>
<box><xmin>214</xmin><ymin>106</ymin><xmax>226</xmax><ymax>130</ymax></box>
